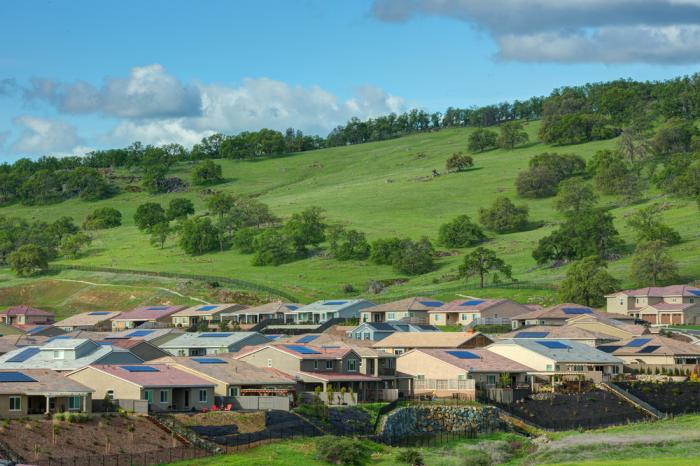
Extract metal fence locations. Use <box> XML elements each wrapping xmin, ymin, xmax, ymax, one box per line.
<box><xmin>33</xmin><ymin>446</ymin><xmax>215</xmax><ymax>466</ymax></box>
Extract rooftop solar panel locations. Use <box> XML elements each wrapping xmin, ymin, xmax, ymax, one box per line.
<box><xmin>285</xmin><ymin>305</ymin><xmax>299</xmax><ymax>310</ymax></box>
<box><xmin>266</xmin><ymin>335</ymin><xmax>281</xmax><ymax>340</ymax></box>
<box><xmin>562</xmin><ymin>307</ymin><xmax>593</xmax><ymax>315</ymax></box>
<box><xmin>126</xmin><ymin>330</ymin><xmax>154</xmax><ymax>338</ymax></box>
<box><xmin>536</xmin><ymin>341</ymin><xmax>571</xmax><ymax>349</ymax></box>
<box><xmin>97</xmin><ymin>341</ymin><xmax>113</xmax><ymax>346</ymax></box>
<box><xmin>284</xmin><ymin>345</ymin><xmax>321</xmax><ymax>354</ymax></box>
<box><xmin>446</xmin><ymin>350</ymin><xmax>480</xmax><ymax>359</ymax></box>
<box><xmin>625</xmin><ymin>338</ymin><xmax>652</xmax><ymax>347</ymax></box>
<box><xmin>6</xmin><ymin>347</ymin><xmax>41</xmax><ymax>363</ymax></box>
<box><xmin>88</xmin><ymin>312</ymin><xmax>111</xmax><ymax>316</ymax></box>
<box><xmin>637</xmin><ymin>345</ymin><xmax>661</xmax><ymax>354</ymax></box>
<box><xmin>120</xmin><ymin>366</ymin><xmax>159</xmax><ymax>372</ymax></box>
<box><xmin>47</xmin><ymin>336</ymin><xmax>71</xmax><ymax>342</ymax></box>
<box><xmin>515</xmin><ymin>331</ymin><xmax>550</xmax><ymax>338</ymax></box>
<box><xmin>370</xmin><ymin>323</ymin><xmax>396</xmax><ymax>331</ymax></box>
<box><xmin>323</xmin><ymin>301</ymin><xmax>348</xmax><ymax>305</ymax></box>
<box><xmin>596</xmin><ymin>345</ymin><xmax>620</xmax><ymax>353</ymax></box>
<box><xmin>690</xmin><ymin>290</ymin><xmax>700</xmax><ymax>297</ymax></box>
<box><xmin>26</xmin><ymin>325</ymin><xmax>48</xmax><ymax>334</ymax></box>
<box><xmin>461</xmin><ymin>300</ymin><xmax>485</xmax><ymax>306</ymax></box>
<box><xmin>0</xmin><ymin>372</ymin><xmax>37</xmax><ymax>382</ymax></box>
<box><xmin>419</xmin><ymin>301</ymin><xmax>444</xmax><ymax>307</ymax></box>
<box><xmin>198</xmin><ymin>332</ymin><xmax>233</xmax><ymax>338</ymax></box>
<box><xmin>296</xmin><ymin>335</ymin><xmax>319</xmax><ymax>343</ymax></box>
<box><xmin>146</xmin><ymin>306</ymin><xmax>169</xmax><ymax>310</ymax></box>
<box><xmin>192</xmin><ymin>357</ymin><xmax>227</xmax><ymax>364</ymax></box>
<box><xmin>197</xmin><ymin>305</ymin><xmax>218</xmax><ymax>311</ymax></box>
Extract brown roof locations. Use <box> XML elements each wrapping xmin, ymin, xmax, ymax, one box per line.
<box><xmin>612</xmin><ymin>335</ymin><xmax>700</xmax><ymax>357</ymax></box>
<box><xmin>235</xmin><ymin>344</ymin><xmax>355</xmax><ymax>360</ymax></box>
<box><xmin>607</xmin><ymin>285</ymin><xmax>700</xmax><ymax>298</ymax></box>
<box><xmin>228</xmin><ymin>301</ymin><xmax>303</xmax><ymax>315</ymax></box>
<box><xmin>298</xmin><ymin>371</ymin><xmax>381</xmax><ymax>382</ymax></box>
<box><xmin>362</xmin><ymin>297</ymin><xmax>444</xmax><ymax>313</ymax></box>
<box><xmin>154</xmin><ymin>354</ymin><xmax>295</xmax><ymax>385</ymax></box>
<box><xmin>0</xmin><ymin>306</ymin><xmax>54</xmax><ymax>317</ymax></box>
<box><xmin>372</xmin><ymin>332</ymin><xmax>492</xmax><ymax>349</ymax></box>
<box><xmin>111</xmin><ymin>305</ymin><xmax>186</xmax><ymax>321</ymax></box>
<box><xmin>513</xmin><ymin>303</ymin><xmax>612</xmax><ymax>321</ymax></box>
<box><xmin>431</xmin><ymin>299</ymin><xmax>510</xmax><ymax>313</ymax></box>
<box><xmin>86</xmin><ymin>364</ymin><xmax>215</xmax><ymax>388</ymax></box>
<box><xmin>54</xmin><ymin>311</ymin><xmax>122</xmax><ymax>327</ymax></box>
<box><xmin>500</xmin><ymin>325</ymin><xmax>616</xmax><ymax>341</ymax></box>
<box><xmin>642</xmin><ymin>302</ymin><xmax>696</xmax><ymax>311</ymax></box>
<box><xmin>407</xmin><ymin>348</ymin><xmax>533</xmax><ymax>373</ymax></box>
<box><xmin>0</xmin><ymin>369</ymin><xmax>93</xmax><ymax>395</ymax></box>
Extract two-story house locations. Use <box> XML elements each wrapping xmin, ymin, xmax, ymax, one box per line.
<box><xmin>158</xmin><ymin>332</ymin><xmax>271</xmax><ymax>356</ymax></box>
<box><xmin>429</xmin><ymin>299</ymin><xmax>532</xmax><ymax>327</ymax></box>
<box><xmin>291</xmin><ymin>300</ymin><xmax>375</xmax><ymax>324</ymax></box>
<box><xmin>359</xmin><ymin>297</ymin><xmax>444</xmax><ymax>324</ymax></box>
<box><xmin>605</xmin><ymin>285</ymin><xmax>700</xmax><ymax>325</ymax></box>
<box><xmin>170</xmin><ymin>304</ymin><xmax>247</xmax><ymax>329</ymax></box>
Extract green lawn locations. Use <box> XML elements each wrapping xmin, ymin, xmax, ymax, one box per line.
<box><xmin>2</xmin><ymin>122</ymin><xmax>698</xmax><ymax>305</ymax></box>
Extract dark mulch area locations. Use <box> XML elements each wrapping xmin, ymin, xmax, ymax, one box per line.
<box><xmin>617</xmin><ymin>381</ymin><xmax>700</xmax><ymax>415</ymax></box>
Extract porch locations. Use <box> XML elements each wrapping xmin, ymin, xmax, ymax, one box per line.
<box><xmin>27</xmin><ymin>393</ymin><xmax>91</xmax><ymax>415</ymax></box>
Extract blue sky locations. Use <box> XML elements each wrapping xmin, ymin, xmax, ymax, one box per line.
<box><xmin>1</xmin><ymin>0</ymin><xmax>700</xmax><ymax>160</ymax></box>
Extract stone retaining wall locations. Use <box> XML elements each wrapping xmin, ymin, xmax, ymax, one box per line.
<box><xmin>379</xmin><ymin>405</ymin><xmax>502</xmax><ymax>442</ymax></box>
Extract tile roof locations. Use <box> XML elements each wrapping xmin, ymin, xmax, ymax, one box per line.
<box><xmin>641</xmin><ymin>302</ymin><xmax>696</xmax><ymax>311</ymax></box>
<box><xmin>105</xmin><ymin>328</ymin><xmax>183</xmax><ymax>341</ymax></box>
<box><xmin>607</xmin><ymin>285</ymin><xmax>700</xmax><ymax>298</ymax></box>
<box><xmin>293</xmin><ymin>299</ymin><xmax>375</xmax><ymax>313</ymax></box>
<box><xmin>111</xmin><ymin>305</ymin><xmax>186</xmax><ymax>321</ymax></box>
<box><xmin>362</xmin><ymin>297</ymin><xmax>445</xmax><ymax>313</ymax></box>
<box><xmin>0</xmin><ymin>306</ymin><xmax>54</xmax><ymax>317</ymax></box>
<box><xmin>0</xmin><ymin>369</ymin><xmax>93</xmax><ymax>395</ymax></box>
<box><xmin>159</xmin><ymin>332</ymin><xmax>268</xmax><ymax>349</ymax></box>
<box><xmin>88</xmin><ymin>364</ymin><xmax>215</xmax><ymax>388</ymax></box>
<box><xmin>431</xmin><ymin>299</ymin><xmax>509</xmax><ymax>313</ymax></box>
<box><xmin>0</xmin><ymin>339</ymin><xmax>143</xmax><ymax>370</ymax></box>
<box><xmin>489</xmin><ymin>339</ymin><xmax>623</xmax><ymax>364</ymax></box>
<box><xmin>154</xmin><ymin>354</ymin><xmax>295</xmax><ymax>385</ymax></box>
<box><xmin>54</xmin><ymin>311</ymin><xmax>122</xmax><ymax>327</ymax></box>
<box><xmin>409</xmin><ymin>348</ymin><xmax>533</xmax><ymax>373</ymax></box>
<box><xmin>373</xmin><ymin>332</ymin><xmax>491</xmax><ymax>349</ymax></box>
<box><xmin>612</xmin><ymin>335</ymin><xmax>700</xmax><ymax>357</ymax></box>
<box><xmin>171</xmin><ymin>304</ymin><xmax>246</xmax><ymax>317</ymax></box>
<box><xmin>512</xmin><ymin>303</ymin><xmax>607</xmax><ymax>321</ymax></box>
<box><xmin>500</xmin><ymin>325</ymin><xmax>616</xmax><ymax>341</ymax></box>
<box><xmin>225</xmin><ymin>301</ymin><xmax>304</xmax><ymax>315</ymax></box>
<box><xmin>297</xmin><ymin>371</ymin><xmax>381</xmax><ymax>382</ymax></box>
<box><xmin>235</xmin><ymin>344</ymin><xmax>354</xmax><ymax>360</ymax></box>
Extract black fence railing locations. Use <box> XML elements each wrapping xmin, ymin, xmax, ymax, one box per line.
<box><xmin>33</xmin><ymin>446</ymin><xmax>214</xmax><ymax>466</ymax></box>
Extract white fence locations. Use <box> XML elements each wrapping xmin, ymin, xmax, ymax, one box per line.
<box><xmin>414</xmin><ymin>379</ymin><xmax>476</xmax><ymax>392</ymax></box>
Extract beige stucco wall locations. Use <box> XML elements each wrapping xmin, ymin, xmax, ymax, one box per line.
<box><xmin>397</xmin><ymin>352</ymin><xmax>467</xmax><ymax>379</ymax></box>
<box><xmin>237</xmin><ymin>347</ymin><xmax>301</xmax><ymax>375</ymax></box>
<box><xmin>486</xmin><ymin>345</ymin><xmax>554</xmax><ymax>372</ymax></box>
<box><xmin>567</xmin><ymin>321</ymin><xmax>635</xmax><ymax>339</ymax></box>
<box><xmin>68</xmin><ymin>367</ymin><xmax>142</xmax><ymax>400</ymax></box>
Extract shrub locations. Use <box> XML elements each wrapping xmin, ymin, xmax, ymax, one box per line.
<box><xmin>438</xmin><ymin>215</ymin><xmax>486</xmax><ymax>248</ymax></box>
<box><xmin>192</xmin><ymin>159</ymin><xmax>223</xmax><ymax>185</ymax></box>
<box><xmin>82</xmin><ymin>207</ymin><xmax>122</xmax><ymax>230</ymax></box>
<box><xmin>463</xmin><ymin>450</ymin><xmax>493</xmax><ymax>466</ymax></box>
<box><xmin>397</xmin><ymin>448</ymin><xmax>425</xmax><ymax>465</ymax></box>
<box><xmin>315</xmin><ymin>436</ymin><xmax>370</xmax><ymax>466</ymax></box>
<box><xmin>9</xmin><ymin>244</ymin><xmax>49</xmax><ymax>277</ymax></box>
<box><xmin>468</xmin><ymin>128</ymin><xmax>498</xmax><ymax>152</ymax></box>
<box><xmin>369</xmin><ymin>237</ymin><xmax>402</xmax><ymax>265</ymax></box>
<box><xmin>133</xmin><ymin>203</ymin><xmax>166</xmax><ymax>232</ymax></box>
<box><xmin>178</xmin><ymin>217</ymin><xmax>219</xmax><ymax>255</ymax></box>
<box><xmin>232</xmin><ymin>227</ymin><xmax>259</xmax><ymax>254</ymax></box>
<box><xmin>478</xmin><ymin>197</ymin><xmax>529</xmax><ymax>233</ymax></box>
<box><xmin>446</xmin><ymin>152</ymin><xmax>474</xmax><ymax>172</ymax></box>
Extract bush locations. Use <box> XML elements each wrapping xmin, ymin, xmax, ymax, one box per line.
<box><xmin>232</xmin><ymin>227</ymin><xmax>259</xmax><ymax>254</ymax></box>
<box><xmin>392</xmin><ymin>237</ymin><xmax>435</xmax><ymax>275</ymax></box>
<box><xmin>82</xmin><ymin>207</ymin><xmax>122</xmax><ymax>230</ymax></box>
<box><xmin>478</xmin><ymin>197</ymin><xmax>529</xmax><ymax>233</ymax></box>
<box><xmin>369</xmin><ymin>237</ymin><xmax>402</xmax><ymax>265</ymax></box>
<box><xmin>468</xmin><ymin>128</ymin><xmax>498</xmax><ymax>152</ymax></box>
<box><xmin>463</xmin><ymin>450</ymin><xmax>493</xmax><ymax>466</ymax></box>
<box><xmin>315</xmin><ymin>436</ymin><xmax>370</xmax><ymax>466</ymax></box>
<box><xmin>166</xmin><ymin>198</ymin><xmax>195</xmax><ymax>220</ymax></box>
<box><xmin>133</xmin><ymin>203</ymin><xmax>166</xmax><ymax>232</ymax></box>
<box><xmin>9</xmin><ymin>244</ymin><xmax>49</xmax><ymax>277</ymax></box>
<box><xmin>252</xmin><ymin>229</ymin><xmax>298</xmax><ymax>266</ymax></box>
<box><xmin>178</xmin><ymin>217</ymin><xmax>219</xmax><ymax>255</ymax></box>
<box><xmin>192</xmin><ymin>159</ymin><xmax>223</xmax><ymax>185</ymax></box>
<box><xmin>438</xmin><ymin>215</ymin><xmax>486</xmax><ymax>248</ymax></box>
<box><xmin>397</xmin><ymin>448</ymin><xmax>425</xmax><ymax>465</ymax></box>
<box><xmin>446</xmin><ymin>152</ymin><xmax>474</xmax><ymax>172</ymax></box>
<box><xmin>329</xmin><ymin>227</ymin><xmax>370</xmax><ymax>261</ymax></box>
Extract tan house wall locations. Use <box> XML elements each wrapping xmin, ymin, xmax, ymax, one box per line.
<box><xmin>486</xmin><ymin>346</ymin><xmax>554</xmax><ymax>372</ymax></box>
<box><xmin>68</xmin><ymin>367</ymin><xmax>142</xmax><ymax>400</ymax></box>
<box><xmin>567</xmin><ymin>321</ymin><xmax>635</xmax><ymax>340</ymax></box>
<box><xmin>0</xmin><ymin>394</ymin><xmax>28</xmax><ymax>417</ymax></box>
<box><xmin>0</xmin><ymin>394</ymin><xmax>92</xmax><ymax>418</ymax></box>
<box><xmin>165</xmin><ymin>364</ymin><xmax>229</xmax><ymax>396</ymax></box>
<box><xmin>397</xmin><ymin>352</ymin><xmax>467</xmax><ymax>379</ymax></box>
<box><xmin>237</xmin><ymin>347</ymin><xmax>301</xmax><ymax>375</ymax></box>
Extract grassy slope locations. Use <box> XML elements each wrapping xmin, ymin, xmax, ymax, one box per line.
<box><xmin>1</xmin><ymin>121</ymin><xmax>698</xmax><ymax>303</ymax></box>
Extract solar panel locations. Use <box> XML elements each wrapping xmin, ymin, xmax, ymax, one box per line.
<box><xmin>26</xmin><ymin>325</ymin><xmax>48</xmax><ymax>334</ymax></box>
<box><xmin>146</xmin><ymin>306</ymin><xmax>169</xmax><ymax>310</ymax></box>
<box><xmin>47</xmin><ymin>336</ymin><xmax>71</xmax><ymax>342</ymax></box>
<box><xmin>562</xmin><ymin>307</ymin><xmax>593</xmax><ymax>315</ymax></box>
<box><xmin>596</xmin><ymin>345</ymin><xmax>620</xmax><ymax>353</ymax></box>
<box><xmin>192</xmin><ymin>357</ymin><xmax>227</xmax><ymax>364</ymax></box>
<box><xmin>446</xmin><ymin>350</ymin><xmax>480</xmax><ymax>359</ymax></box>
<box><xmin>516</xmin><ymin>332</ymin><xmax>550</xmax><ymax>338</ymax></box>
<box><xmin>6</xmin><ymin>347</ymin><xmax>41</xmax><ymax>363</ymax></box>
<box><xmin>198</xmin><ymin>333</ymin><xmax>233</xmax><ymax>338</ymax></box>
<box><xmin>88</xmin><ymin>312</ymin><xmax>111</xmax><ymax>316</ymax></box>
<box><xmin>296</xmin><ymin>335</ymin><xmax>318</xmax><ymax>343</ymax></box>
<box><xmin>419</xmin><ymin>301</ymin><xmax>444</xmax><ymax>307</ymax></box>
<box><xmin>285</xmin><ymin>305</ymin><xmax>299</xmax><ymax>310</ymax></box>
<box><xmin>461</xmin><ymin>300</ymin><xmax>484</xmax><ymax>306</ymax></box>
<box><xmin>284</xmin><ymin>345</ymin><xmax>321</xmax><ymax>354</ymax></box>
<box><xmin>536</xmin><ymin>341</ymin><xmax>571</xmax><ymax>349</ymax></box>
<box><xmin>120</xmin><ymin>366</ymin><xmax>159</xmax><ymax>372</ymax></box>
<box><xmin>126</xmin><ymin>330</ymin><xmax>154</xmax><ymax>338</ymax></box>
<box><xmin>197</xmin><ymin>305</ymin><xmax>218</xmax><ymax>311</ymax></box>
<box><xmin>625</xmin><ymin>338</ymin><xmax>652</xmax><ymax>347</ymax></box>
<box><xmin>370</xmin><ymin>323</ymin><xmax>396</xmax><ymax>331</ymax></box>
<box><xmin>323</xmin><ymin>301</ymin><xmax>347</xmax><ymax>305</ymax></box>
<box><xmin>0</xmin><ymin>372</ymin><xmax>37</xmax><ymax>382</ymax></box>
<box><xmin>637</xmin><ymin>345</ymin><xmax>661</xmax><ymax>354</ymax></box>
<box><xmin>97</xmin><ymin>341</ymin><xmax>113</xmax><ymax>346</ymax></box>
<box><xmin>267</xmin><ymin>335</ymin><xmax>281</xmax><ymax>340</ymax></box>
<box><xmin>689</xmin><ymin>290</ymin><xmax>700</xmax><ymax>297</ymax></box>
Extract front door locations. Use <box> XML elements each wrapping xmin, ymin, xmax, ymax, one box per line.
<box><xmin>184</xmin><ymin>390</ymin><xmax>190</xmax><ymax>407</ymax></box>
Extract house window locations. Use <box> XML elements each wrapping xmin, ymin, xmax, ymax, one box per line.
<box><xmin>313</xmin><ymin>360</ymin><xmax>319</xmax><ymax>370</ymax></box>
<box><xmin>434</xmin><ymin>315</ymin><xmax>440</xmax><ymax>321</ymax></box>
<box><xmin>326</xmin><ymin>360</ymin><xmax>333</xmax><ymax>370</ymax></box>
<box><xmin>573</xmin><ymin>365</ymin><xmax>584</xmax><ymax>372</ymax></box>
<box><xmin>461</xmin><ymin>314</ymin><xmax>467</xmax><ymax>321</ymax></box>
<box><xmin>486</xmin><ymin>375</ymin><xmax>496</xmax><ymax>385</ymax></box>
<box><xmin>472</xmin><ymin>314</ymin><xmax>478</xmax><ymax>320</ymax></box>
<box><xmin>364</xmin><ymin>332</ymin><xmax>371</xmax><ymax>340</ymax></box>
<box><xmin>53</xmin><ymin>350</ymin><xmax>64</xmax><ymax>359</ymax></box>
<box><xmin>106</xmin><ymin>390</ymin><xmax>114</xmax><ymax>401</ymax></box>
<box><xmin>388</xmin><ymin>313</ymin><xmax>395</xmax><ymax>320</ymax></box>
<box><xmin>177</xmin><ymin>350</ymin><xmax>186</xmax><ymax>356</ymax></box>
<box><xmin>69</xmin><ymin>396</ymin><xmax>81</xmax><ymax>410</ymax></box>
<box><xmin>160</xmin><ymin>390</ymin><xmax>169</xmax><ymax>404</ymax></box>
<box><xmin>394</xmin><ymin>349</ymin><xmax>404</xmax><ymax>355</ymax></box>
<box><xmin>198</xmin><ymin>390</ymin><xmax>208</xmax><ymax>403</ymax></box>
<box><xmin>416</xmin><ymin>374</ymin><xmax>425</xmax><ymax>380</ymax></box>
<box><xmin>619</xmin><ymin>298</ymin><xmax>624</xmax><ymax>305</ymax></box>
<box><xmin>9</xmin><ymin>396</ymin><xmax>21</xmax><ymax>411</ymax></box>
<box><xmin>458</xmin><ymin>374</ymin><xmax>466</xmax><ymax>381</ymax></box>
<box><xmin>545</xmin><ymin>364</ymin><xmax>553</xmax><ymax>371</ymax></box>
<box><xmin>348</xmin><ymin>359</ymin><xmax>357</xmax><ymax>372</ymax></box>
<box><xmin>143</xmin><ymin>390</ymin><xmax>153</xmax><ymax>404</ymax></box>
<box><xmin>229</xmin><ymin>387</ymin><xmax>240</xmax><ymax>396</ymax></box>
<box><xmin>267</xmin><ymin>359</ymin><xmax>272</xmax><ymax>368</ymax></box>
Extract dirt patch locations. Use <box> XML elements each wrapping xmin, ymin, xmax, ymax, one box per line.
<box><xmin>172</xmin><ymin>412</ymin><xmax>266</xmax><ymax>433</ymax></box>
<box><xmin>617</xmin><ymin>382</ymin><xmax>700</xmax><ymax>415</ymax></box>
<box><xmin>0</xmin><ymin>415</ymin><xmax>184</xmax><ymax>462</ymax></box>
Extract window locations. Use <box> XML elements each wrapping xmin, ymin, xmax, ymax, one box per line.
<box><xmin>9</xmin><ymin>396</ymin><xmax>21</xmax><ymax>411</ymax></box>
<box><xmin>106</xmin><ymin>390</ymin><xmax>114</xmax><ymax>401</ymax></box>
<box><xmin>53</xmin><ymin>350</ymin><xmax>64</xmax><ymax>360</ymax></box>
<box><xmin>177</xmin><ymin>350</ymin><xmax>186</xmax><ymax>356</ymax></box>
<box><xmin>472</xmin><ymin>314</ymin><xmax>478</xmax><ymax>320</ymax></box>
<box><xmin>160</xmin><ymin>390</ymin><xmax>169</xmax><ymax>404</ymax></box>
<box><xmin>326</xmin><ymin>360</ymin><xmax>334</xmax><ymax>370</ymax></box>
<box><xmin>347</xmin><ymin>359</ymin><xmax>357</xmax><ymax>372</ymax></box>
<box><xmin>619</xmin><ymin>298</ymin><xmax>624</xmax><ymax>305</ymax></box>
<box><xmin>198</xmin><ymin>389</ymin><xmax>208</xmax><ymax>403</ymax></box>
<box><xmin>394</xmin><ymin>349</ymin><xmax>404</xmax><ymax>355</ymax></box>
<box><xmin>267</xmin><ymin>359</ymin><xmax>272</xmax><ymax>368</ymax></box>
<box><xmin>545</xmin><ymin>364</ymin><xmax>553</xmax><ymax>371</ymax></box>
<box><xmin>387</xmin><ymin>313</ymin><xmax>395</xmax><ymax>320</ymax></box>
<box><xmin>486</xmin><ymin>375</ymin><xmax>496</xmax><ymax>385</ymax></box>
<box><xmin>69</xmin><ymin>396</ymin><xmax>81</xmax><ymax>410</ymax></box>
<box><xmin>415</xmin><ymin>374</ymin><xmax>425</xmax><ymax>380</ymax></box>
<box><xmin>461</xmin><ymin>314</ymin><xmax>467</xmax><ymax>321</ymax></box>
<box><xmin>313</xmin><ymin>360</ymin><xmax>318</xmax><ymax>370</ymax></box>
<box><xmin>143</xmin><ymin>390</ymin><xmax>153</xmax><ymax>404</ymax></box>
<box><xmin>434</xmin><ymin>315</ymin><xmax>440</xmax><ymax>321</ymax></box>
<box><xmin>364</xmin><ymin>332</ymin><xmax>371</xmax><ymax>340</ymax></box>
<box><xmin>573</xmin><ymin>365</ymin><xmax>584</xmax><ymax>372</ymax></box>
<box><xmin>457</xmin><ymin>374</ymin><xmax>466</xmax><ymax>381</ymax></box>
<box><xmin>229</xmin><ymin>387</ymin><xmax>240</xmax><ymax>396</ymax></box>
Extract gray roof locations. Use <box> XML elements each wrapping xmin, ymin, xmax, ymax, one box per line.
<box><xmin>488</xmin><ymin>339</ymin><xmax>623</xmax><ymax>364</ymax></box>
<box><xmin>294</xmin><ymin>300</ymin><xmax>375</xmax><ymax>314</ymax></box>
<box><xmin>0</xmin><ymin>340</ymin><xmax>143</xmax><ymax>371</ymax></box>
<box><xmin>159</xmin><ymin>332</ymin><xmax>269</xmax><ymax>349</ymax></box>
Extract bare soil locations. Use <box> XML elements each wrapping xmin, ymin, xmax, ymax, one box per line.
<box><xmin>172</xmin><ymin>411</ymin><xmax>266</xmax><ymax>433</ymax></box>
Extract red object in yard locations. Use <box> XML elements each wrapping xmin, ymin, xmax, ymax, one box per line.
<box><xmin>224</xmin><ymin>404</ymin><xmax>233</xmax><ymax>411</ymax></box>
<box><xmin>211</xmin><ymin>405</ymin><xmax>218</xmax><ymax>411</ymax></box>
<box><xmin>201</xmin><ymin>407</ymin><xmax>208</xmax><ymax>413</ymax></box>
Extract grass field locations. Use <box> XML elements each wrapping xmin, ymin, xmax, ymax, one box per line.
<box><xmin>2</xmin><ymin>121</ymin><xmax>698</xmax><ymax>305</ymax></box>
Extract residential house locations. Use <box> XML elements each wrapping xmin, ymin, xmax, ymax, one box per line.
<box><xmin>372</xmin><ymin>331</ymin><xmax>494</xmax><ymax>355</ymax></box>
<box><xmin>510</xmin><ymin>304</ymin><xmax>636</xmax><ymax>329</ymax></box>
<box><xmin>235</xmin><ymin>344</ymin><xmax>383</xmax><ymax>402</ymax></box>
<box><xmin>0</xmin><ymin>369</ymin><xmax>93</xmax><ymax>417</ymax></box>
<box><xmin>105</xmin><ymin>328</ymin><xmax>184</xmax><ymax>347</ymax></box>
<box><xmin>170</xmin><ymin>304</ymin><xmax>247</xmax><ymax>329</ymax></box>
<box><xmin>499</xmin><ymin>326</ymin><xmax>620</xmax><ymax>347</ymax></box>
<box><xmin>153</xmin><ymin>353</ymin><xmax>295</xmax><ymax>397</ymax></box>
<box><xmin>54</xmin><ymin>311</ymin><xmax>122</xmax><ymax>332</ymax></box>
<box><xmin>98</xmin><ymin>339</ymin><xmax>170</xmax><ymax>361</ymax></box>
<box><xmin>565</xmin><ymin>313</ymin><xmax>649</xmax><ymax>340</ymax></box>
<box><xmin>486</xmin><ymin>339</ymin><xmax>624</xmax><ymax>384</ymax></box>
<box><xmin>0</xmin><ymin>306</ymin><xmax>54</xmax><ymax>326</ymax></box>
<box><xmin>605</xmin><ymin>285</ymin><xmax>700</xmax><ymax>325</ymax></box>
<box><xmin>396</xmin><ymin>348</ymin><xmax>531</xmax><ymax>398</ymax></box>
<box><xmin>0</xmin><ymin>335</ymin><xmax>50</xmax><ymax>356</ymax></box>
<box><xmin>67</xmin><ymin>364</ymin><xmax>215</xmax><ymax>412</ymax></box>
<box><xmin>347</xmin><ymin>322</ymin><xmax>440</xmax><ymax>341</ymax></box>
<box><xmin>224</xmin><ymin>301</ymin><xmax>303</xmax><ymax>325</ymax></box>
<box><xmin>158</xmin><ymin>332</ymin><xmax>270</xmax><ymax>357</ymax></box>
<box><xmin>429</xmin><ymin>299</ymin><xmax>532</xmax><ymax>327</ymax></box>
<box><xmin>23</xmin><ymin>325</ymin><xmax>65</xmax><ymax>338</ymax></box>
<box><xmin>0</xmin><ymin>338</ymin><xmax>143</xmax><ymax>371</ymax></box>
<box><xmin>598</xmin><ymin>335</ymin><xmax>700</xmax><ymax>372</ymax></box>
<box><xmin>291</xmin><ymin>300</ymin><xmax>375</xmax><ymax>324</ymax></box>
<box><xmin>359</xmin><ymin>297</ymin><xmax>444</xmax><ymax>324</ymax></box>
<box><xmin>110</xmin><ymin>305</ymin><xmax>186</xmax><ymax>331</ymax></box>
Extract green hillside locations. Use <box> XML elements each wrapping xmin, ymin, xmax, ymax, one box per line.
<box><xmin>2</xmin><ymin>121</ymin><xmax>698</xmax><ymax>303</ymax></box>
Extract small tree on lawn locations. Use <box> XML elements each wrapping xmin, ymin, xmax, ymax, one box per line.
<box><xmin>133</xmin><ymin>202</ymin><xmax>166</xmax><ymax>232</ymax></box>
<box><xmin>630</xmin><ymin>240</ymin><xmax>679</xmax><ymax>286</ymax></box>
<box><xmin>9</xmin><ymin>244</ymin><xmax>49</xmax><ymax>277</ymax></box>
<box><xmin>559</xmin><ymin>256</ymin><xmax>620</xmax><ymax>307</ymax></box>
<box><xmin>497</xmin><ymin>121</ymin><xmax>529</xmax><ymax>150</ymax></box>
<box><xmin>150</xmin><ymin>222</ymin><xmax>172</xmax><ymax>249</ymax></box>
<box><xmin>459</xmin><ymin>247</ymin><xmax>513</xmax><ymax>288</ymax></box>
<box><xmin>445</xmin><ymin>152</ymin><xmax>474</xmax><ymax>173</ymax></box>
<box><xmin>468</xmin><ymin>128</ymin><xmax>498</xmax><ymax>152</ymax></box>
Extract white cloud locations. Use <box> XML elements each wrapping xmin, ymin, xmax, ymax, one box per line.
<box><xmin>371</xmin><ymin>0</ymin><xmax>700</xmax><ymax>64</ymax></box>
<box><xmin>11</xmin><ymin>116</ymin><xmax>83</xmax><ymax>155</ymax></box>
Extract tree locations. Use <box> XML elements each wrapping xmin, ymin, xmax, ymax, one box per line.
<box><xmin>133</xmin><ymin>203</ymin><xmax>166</xmax><ymax>232</ymax></box>
<box><xmin>555</xmin><ymin>178</ymin><xmax>598</xmax><ymax>215</ymax></box>
<box><xmin>9</xmin><ymin>244</ymin><xmax>49</xmax><ymax>277</ymax></box>
<box><xmin>206</xmin><ymin>192</ymin><xmax>234</xmax><ymax>220</ymax></box>
<box><xmin>631</xmin><ymin>240</ymin><xmax>679</xmax><ymax>286</ymax></box>
<box><xmin>497</xmin><ymin>121</ymin><xmax>529</xmax><ymax>149</ymax></box>
<box><xmin>559</xmin><ymin>256</ymin><xmax>620</xmax><ymax>307</ymax></box>
<box><xmin>178</xmin><ymin>217</ymin><xmax>219</xmax><ymax>255</ymax></box>
<box><xmin>589</xmin><ymin>150</ymin><xmax>645</xmax><ymax>201</ymax></box>
<box><xmin>166</xmin><ymin>198</ymin><xmax>195</xmax><ymax>221</ymax></box>
<box><xmin>478</xmin><ymin>197</ymin><xmax>529</xmax><ymax>233</ymax></box>
<box><xmin>59</xmin><ymin>232</ymin><xmax>92</xmax><ymax>259</ymax></box>
<box><xmin>516</xmin><ymin>152</ymin><xmax>585</xmax><ymax>198</ymax></box>
<box><xmin>150</xmin><ymin>222</ymin><xmax>172</xmax><ymax>249</ymax></box>
<box><xmin>49</xmin><ymin>217</ymin><xmax>79</xmax><ymax>242</ymax></box>
<box><xmin>329</xmin><ymin>228</ymin><xmax>370</xmax><ymax>261</ymax></box>
<box><xmin>445</xmin><ymin>153</ymin><xmax>474</xmax><ymax>173</ymax></box>
<box><xmin>459</xmin><ymin>247</ymin><xmax>513</xmax><ymax>288</ymax></box>
<box><xmin>369</xmin><ymin>237</ymin><xmax>402</xmax><ymax>265</ymax></box>
<box><xmin>64</xmin><ymin>167</ymin><xmax>115</xmax><ymax>201</ymax></box>
<box><xmin>467</xmin><ymin>128</ymin><xmax>498</xmax><ymax>152</ymax></box>
<box><xmin>192</xmin><ymin>160</ymin><xmax>223</xmax><ymax>185</ymax></box>
<box><xmin>626</xmin><ymin>205</ymin><xmax>681</xmax><ymax>245</ymax></box>
<box><xmin>392</xmin><ymin>237</ymin><xmax>435</xmax><ymax>275</ymax></box>
<box><xmin>438</xmin><ymin>215</ymin><xmax>486</xmax><ymax>248</ymax></box>
<box><xmin>252</xmin><ymin>229</ymin><xmax>298</xmax><ymax>266</ymax></box>
<box><xmin>284</xmin><ymin>206</ymin><xmax>326</xmax><ymax>254</ymax></box>
<box><xmin>83</xmin><ymin>207</ymin><xmax>122</xmax><ymax>230</ymax></box>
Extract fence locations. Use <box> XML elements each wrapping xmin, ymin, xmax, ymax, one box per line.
<box><xmin>33</xmin><ymin>446</ymin><xmax>215</xmax><ymax>466</ymax></box>
<box><xmin>225</xmin><ymin>395</ymin><xmax>290</xmax><ymax>411</ymax></box>
<box><xmin>48</xmin><ymin>264</ymin><xmax>298</xmax><ymax>302</ymax></box>
<box><xmin>414</xmin><ymin>378</ymin><xmax>476</xmax><ymax>393</ymax></box>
